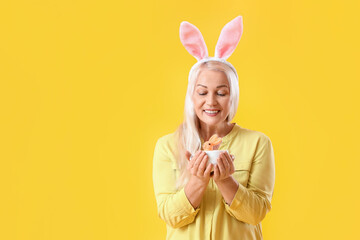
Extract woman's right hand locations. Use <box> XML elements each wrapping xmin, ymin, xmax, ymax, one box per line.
<box><xmin>186</xmin><ymin>150</ymin><xmax>213</xmax><ymax>184</ymax></box>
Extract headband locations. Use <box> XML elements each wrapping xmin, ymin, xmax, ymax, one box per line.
<box><xmin>179</xmin><ymin>16</ymin><xmax>243</xmax><ymax>81</ymax></box>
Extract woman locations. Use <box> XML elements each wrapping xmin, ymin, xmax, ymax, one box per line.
<box><xmin>153</xmin><ymin>16</ymin><xmax>275</xmax><ymax>240</ymax></box>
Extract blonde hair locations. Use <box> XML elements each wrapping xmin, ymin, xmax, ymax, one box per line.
<box><xmin>174</xmin><ymin>61</ymin><xmax>239</xmax><ymax>190</ymax></box>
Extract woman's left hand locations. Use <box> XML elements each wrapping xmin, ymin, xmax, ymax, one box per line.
<box><xmin>212</xmin><ymin>152</ymin><xmax>235</xmax><ymax>182</ymax></box>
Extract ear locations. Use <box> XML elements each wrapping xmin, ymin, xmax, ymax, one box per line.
<box><xmin>209</xmin><ymin>134</ymin><xmax>219</xmax><ymax>142</ymax></box>
<box><xmin>180</xmin><ymin>21</ymin><xmax>209</xmax><ymax>61</ymax></box>
<box><xmin>211</xmin><ymin>137</ymin><xmax>222</xmax><ymax>146</ymax></box>
<box><xmin>214</xmin><ymin>16</ymin><xmax>243</xmax><ymax>60</ymax></box>
<box><xmin>209</xmin><ymin>134</ymin><xmax>222</xmax><ymax>146</ymax></box>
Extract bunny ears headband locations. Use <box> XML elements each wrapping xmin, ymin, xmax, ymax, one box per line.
<box><xmin>179</xmin><ymin>16</ymin><xmax>243</xmax><ymax>80</ymax></box>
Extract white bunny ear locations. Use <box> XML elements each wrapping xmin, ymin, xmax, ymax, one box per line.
<box><xmin>214</xmin><ymin>16</ymin><xmax>243</xmax><ymax>60</ymax></box>
<box><xmin>179</xmin><ymin>21</ymin><xmax>209</xmax><ymax>61</ymax></box>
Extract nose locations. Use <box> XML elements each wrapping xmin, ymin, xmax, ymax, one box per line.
<box><xmin>206</xmin><ymin>92</ymin><xmax>218</xmax><ymax>106</ymax></box>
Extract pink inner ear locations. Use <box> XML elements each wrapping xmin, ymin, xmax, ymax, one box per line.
<box><xmin>214</xmin><ymin>16</ymin><xmax>243</xmax><ymax>60</ymax></box>
<box><xmin>180</xmin><ymin>21</ymin><xmax>208</xmax><ymax>61</ymax></box>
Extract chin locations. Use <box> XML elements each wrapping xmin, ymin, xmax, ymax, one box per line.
<box><xmin>200</xmin><ymin>118</ymin><xmax>225</xmax><ymax>125</ymax></box>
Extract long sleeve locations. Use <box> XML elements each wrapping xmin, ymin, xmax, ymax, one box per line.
<box><xmin>152</xmin><ymin>136</ymin><xmax>200</xmax><ymax>229</ymax></box>
<box><xmin>223</xmin><ymin>135</ymin><xmax>276</xmax><ymax>225</ymax></box>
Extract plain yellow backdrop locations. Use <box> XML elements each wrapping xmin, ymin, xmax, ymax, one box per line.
<box><xmin>1</xmin><ymin>0</ymin><xmax>359</xmax><ymax>239</ymax></box>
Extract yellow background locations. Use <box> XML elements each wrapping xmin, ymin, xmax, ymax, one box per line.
<box><xmin>1</xmin><ymin>0</ymin><xmax>359</xmax><ymax>239</ymax></box>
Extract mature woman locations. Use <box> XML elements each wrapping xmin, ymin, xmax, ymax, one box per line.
<box><xmin>153</xmin><ymin>16</ymin><xmax>275</xmax><ymax>240</ymax></box>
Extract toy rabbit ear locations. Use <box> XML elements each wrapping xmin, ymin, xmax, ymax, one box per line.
<box><xmin>209</xmin><ymin>134</ymin><xmax>222</xmax><ymax>145</ymax></box>
<box><xmin>211</xmin><ymin>137</ymin><xmax>222</xmax><ymax>146</ymax></box>
<box><xmin>209</xmin><ymin>134</ymin><xmax>219</xmax><ymax>142</ymax></box>
<box><xmin>214</xmin><ymin>16</ymin><xmax>243</xmax><ymax>60</ymax></box>
<box><xmin>180</xmin><ymin>21</ymin><xmax>209</xmax><ymax>61</ymax></box>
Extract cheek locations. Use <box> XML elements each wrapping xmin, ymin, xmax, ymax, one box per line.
<box><xmin>193</xmin><ymin>97</ymin><xmax>204</xmax><ymax>107</ymax></box>
<box><xmin>192</xmin><ymin>101</ymin><xmax>202</xmax><ymax>112</ymax></box>
<box><xmin>220</xmin><ymin>98</ymin><xmax>231</xmax><ymax>108</ymax></box>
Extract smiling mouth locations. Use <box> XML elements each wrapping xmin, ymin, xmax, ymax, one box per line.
<box><xmin>203</xmin><ymin>110</ymin><xmax>221</xmax><ymax>116</ymax></box>
<box><xmin>204</xmin><ymin>110</ymin><xmax>220</xmax><ymax>113</ymax></box>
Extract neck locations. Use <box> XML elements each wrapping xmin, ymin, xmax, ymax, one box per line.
<box><xmin>199</xmin><ymin>121</ymin><xmax>234</xmax><ymax>141</ymax></box>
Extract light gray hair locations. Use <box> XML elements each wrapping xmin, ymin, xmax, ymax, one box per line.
<box><xmin>174</xmin><ymin>60</ymin><xmax>239</xmax><ymax>189</ymax></box>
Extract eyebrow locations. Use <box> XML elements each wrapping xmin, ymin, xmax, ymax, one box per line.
<box><xmin>196</xmin><ymin>84</ymin><xmax>228</xmax><ymax>89</ymax></box>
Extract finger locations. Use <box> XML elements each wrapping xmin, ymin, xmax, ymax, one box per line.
<box><xmin>189</xmin><ymin>150</ymin><xmax>201</xmax><ymax>168</ymax></box>
<box><xmin>197</xmin><ymin>153</ymin><xmax>208</xmax><ymax>175</ymax></box>
<box><xmin>214</xmin><ymin>164</ymin><xmax>219</xmax><ymax>179</ymax></box>
<box><xmin>193</xmin><ymin>151</ymin><xmax>205</xmax><ymax>170</ymax></box>
<box><xmin>188</xmin><ymin>150</ymin><xmax>199</xmax><ymax>171</ymax></box>
<box><xmin>193</xmin><ymin>150</ymin><xmax>201</xmax><ymax>160</ymax></box>
<box><xmin>224</xmin><ymin>151</ymin><xmax>230</xmax><ymax>160</ymax></box>
<box><xmin>217</xmin><ymin>155</ymin><xmax>226</xmax><ymax>177</ymax></box>
<box><xmin>204</xmin><ymin>162</ymin><xmax>213</xmax><ymax>177</ymax></box>
<box><xmin>224</xmin><ymin>152</ymin><xmax>233</xmax><ymax>174</ymax></box>
<box><xmin>188</xmin><ymin>155</ymin><xmax>194</xmax><ymax>170</ymax></box>
<box><xmin>230</xmin><ymin>154</ymin><xmax>235</xmax><ymax>161</ymax></box>
<box><xmin>185</xmin><ymin>151</ymin><xmax>191</xmax><ymax>161</ymax></box>
<box><xmin>229</xmin><ymin>157</ymin><xmax>235</xmax><ymax>174</ymax></box>
<box><xmin>222</xmin><ymin>154</ymin><xmax>230</xmax><ymax>175</ymax></box>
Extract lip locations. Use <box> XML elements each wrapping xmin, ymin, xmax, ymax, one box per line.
<box><xmin>204</xmin><ymin>110</ymin><xmax>221</xmax><ymax>117</ymax></box>
<box><xmin>204</xmin><ymin>109</ymin><xmax>220</xmax><ymax>111</ymax></box>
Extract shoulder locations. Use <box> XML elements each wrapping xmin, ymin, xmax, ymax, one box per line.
<box><xmin>236</xmin><ymin>125</ymin><xmax>272</xmax><ymax>146</ymax></box>
<box><xmin>153</xmin><ymin>131</ymin><xmax>179</xmax><ymax>167</ymax></box>
<box><xmin>237</xmin><ymin>125</ymin><xmax>270</xmax><ymax>139</ymax></box>
<box><xmin>156</xmin><ymin>132</ymin><xmax>177</xmax><ymax>147</ymax></box>
<box><xmin>228</xmin><ymin>125</ymin><xmax>273</xmax><ymax>168</ymax></box>
<box><xmin>154</xmin><ymin>131</ymin><xmax>179</xmax><ymax>155</ymax></box>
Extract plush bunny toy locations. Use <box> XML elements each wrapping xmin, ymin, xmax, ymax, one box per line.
<box><xmin>202</xmin><ymin>134</ymin><xmax>222</xmax><ymax>151</ymax></box>
<box><xmin>179</xmin><ymin>16</ymin><xmax>243</xmax><ymax>82</ymax></box>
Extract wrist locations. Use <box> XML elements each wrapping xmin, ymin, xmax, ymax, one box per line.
<box><xmin>214</xmin><ymin>175</ymin><xmax>234</xmax><ymax>185</ymax></box>
<box><xmin>189</xmin><ymin>175</ymin><xmax>209</xmax><ymax>188</ymax></box>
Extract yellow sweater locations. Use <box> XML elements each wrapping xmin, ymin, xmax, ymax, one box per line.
<box><xmin>152</xmin><ymin>123</ymin><xmax>275</xmax><ymax>240</ymax></box>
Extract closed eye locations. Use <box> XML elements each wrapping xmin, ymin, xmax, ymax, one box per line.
<box><xmin>198</xmin><ymin>93</ymin><xmax>226</xmax><ymax>96</ymax></box>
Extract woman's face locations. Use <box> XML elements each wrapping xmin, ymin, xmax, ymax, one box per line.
<box><xmin>192</xmin><ymin>69</ymin><xmax>231</xmax><ymax>126</ymax></box>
